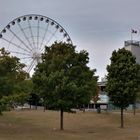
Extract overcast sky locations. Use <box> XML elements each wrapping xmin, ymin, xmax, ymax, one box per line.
<box><xmin>0</xmin><ymin>0</ymin><xmax>140</xmax><ymax>80</ymax></box>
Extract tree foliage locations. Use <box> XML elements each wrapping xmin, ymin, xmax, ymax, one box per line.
<box><xmin>106</xmin><ymin>48</ymin><xmax>140</xmax><ymax>127</ymax></box>
<box><xmin>0</xmin><ymin>48</ymin><xmax>29</xmax><ymax>113</ymax></box>
<box><xmin>32</xmin><ymin>42</ymin><xmax>97</xmax><ymax>130</ymax></box>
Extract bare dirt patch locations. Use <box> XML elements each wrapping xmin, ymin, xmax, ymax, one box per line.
<box><xmin>0</xmin><ymin>110</ymin><xmax>139</xmax><ymax>140</ymax></box>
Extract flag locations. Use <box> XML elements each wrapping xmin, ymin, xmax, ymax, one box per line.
<box><xmin>131</xmin><ymin>29</ymin><xmax>137</xmax><ymax>34</ymax></box>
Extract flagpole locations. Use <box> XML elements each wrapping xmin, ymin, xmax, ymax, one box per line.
<box><xmin>131</xmin><ymin>29</ymin><xmax>133</xmax><ymax>42</ymax></box>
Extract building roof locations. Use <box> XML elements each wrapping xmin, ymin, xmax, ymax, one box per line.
<box><xmin>124</xmin><ymin>40</ymin><xmax>140</xmax><ymax>47</ymax></box>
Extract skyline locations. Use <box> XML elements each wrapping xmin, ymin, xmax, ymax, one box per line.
<box><xmin>0</xmin><ymin>0</ymin><xmax>140</xmax><ymax>80</ymax></box>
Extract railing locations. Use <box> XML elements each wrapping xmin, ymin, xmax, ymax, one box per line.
<box><xmin>124</xmin><ymin>40</ymin><xmax>140</xmax><ymax>47</ymax></box>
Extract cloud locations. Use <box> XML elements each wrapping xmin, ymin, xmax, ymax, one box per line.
<box><xmin>0</xmin><ymin>0</ymin><xmax>140</xmax><ymax>80</ymax></box>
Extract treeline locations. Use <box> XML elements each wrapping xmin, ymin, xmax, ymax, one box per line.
<box><xmin>1</xmin><ymin>42</ymin><xmax>140</xmax><ymax>129</ymax></box>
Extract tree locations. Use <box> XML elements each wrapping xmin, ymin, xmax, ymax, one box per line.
<box><xmin>28</xmin><ymin>92</ymin><xmax>40</xmax><ymax>109</ymax></box>
<box><xmin>13</xmin><ymin>79</ymin><xmax>33</xmax><ymax>108</ymax></box>
<box><xmin>0</xmin><ymin>48</ymin><xmax>28</xmax><ymax>113</ymax></box>
<box><xmin>133</xmin><ymin>64</ymin><xmax>140</xmax><ymax>115</ymax></box>
<box><xmin>32</xmin><ymin>42</ymin><xmax>97</xmax><ymax>130</ymax></box>
<box><xmin>106</xmin><ymin>48</ymin><xmax>140</xmax><ymax>128</ymax></box>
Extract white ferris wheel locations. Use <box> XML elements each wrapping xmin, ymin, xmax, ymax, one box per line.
<box><xmin>0</xmin><ymin>14</ymin><xmax>72</xmax><ymax>75</ymax></box>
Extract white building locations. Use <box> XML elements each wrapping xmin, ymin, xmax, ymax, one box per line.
<box><xmin>124</xmin><ymin>40</ymin><xmax>140</xmax><ymax>109</ymax></box>
<box><xmin>124</xmin><ymin>40</ymin><xmax>140</xmax><ymax>64</ymax></box>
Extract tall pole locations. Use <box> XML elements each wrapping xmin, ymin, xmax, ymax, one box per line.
<box><xmin>131</xmin><ymin>29</ymin><xmax>133</xmax><ymax>42</ymax></box>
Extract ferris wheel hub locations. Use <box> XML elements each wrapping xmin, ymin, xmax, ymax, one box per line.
<box><xmin>32</xmin><ymin>52</ymin><xmax>41</xmax><ymax>61</ymax></box>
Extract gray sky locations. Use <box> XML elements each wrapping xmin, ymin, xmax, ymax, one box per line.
<box><xmin>0</xmin><ymin>0</ymin><xmax>140</xmax><ymax>80</ymax></box>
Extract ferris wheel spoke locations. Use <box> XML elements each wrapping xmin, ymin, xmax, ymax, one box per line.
<box><xmin>46</xmin><ymin>29</ymin><xmax>58</xmax><ymax>45</ymax></box>
<box><xmin>1</xmin><ymin>37</ymin><xmax>31</xmax><ymax>53</ymax></box>
<box><xmin>27</xmin><ymin>59</ymin><xmax>36</xmax><ymax>73</ymax></box>
<box><xmin>40</xmin><ymin>28</ymin><xmax>58</xmax><ymax>52</ymax></box>
<box><xmin>17</xmin><ymin>22</ymin><xmax>34</xmax><ymax>50</ymax></box>
<box><xmin>8</xmin><ymin>28</ymin><xmax>32</xmax><ymax>52</ymax></box>
<box><xmin>20</xmin><ymin>56</ymin><xmax>33</xmax><ymax>59</ymax></box>
<box><xmin>37</xmin><ymin>19</ymin><xmax>40</xmax><ymax>50</ymax></box>
<box><xmin>60</xmin><ymin>36</ymin><xmax>65</xmax><ymax>42</ymax></box>
<box><xmin>10</xmin><ymin>51</ymin><xmax>31</xmax><ymax>56</ymax></box>
<box><xmin>39</xmin><ymin>23</ymin><xmax>49</xmax><ymax>51</ymax></box>
<box><xmin>28</xmin><ymin>19</ymin><xmax>36</xmax><ymax>49</ymax></box>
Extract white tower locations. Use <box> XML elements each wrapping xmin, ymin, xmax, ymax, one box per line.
<box><xmin>124</xmin><ymin>40</ymin><xmax>140</xmax><ymax>64</ymax></box>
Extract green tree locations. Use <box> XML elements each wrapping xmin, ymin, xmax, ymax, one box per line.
<box><xmin>32</xmin><ymin>42</ymin><xmax>97</xmax><ymax>130</ymax></box>
<box><xmin>106</xmin><ymin>48</ymin><xmax>140</xmax><ymax>128</ymax></box>
<box><xmin>13</xmin><ymin>79</ymin><xmax>33</xmax><ymax>108</ymax></box>
<box><xmin>0</xmin><ymin>48</ymin><xmax>28</xmax><ymax>113</ymax></box>
<box><xmin>28</xmin><ymin>92</ymin><xmax>40</xmax><ymax>109</ymax></box>
<box><xmin>133</xmin><ymin>64</ymin><xmax>140</xmax><ymax>115</ymax></box>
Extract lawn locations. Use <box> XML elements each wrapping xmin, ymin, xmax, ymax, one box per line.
<box><xmin>0</xmin><ymin>109</ymin><xmax>140</xmax><ymax>140</ymax></box>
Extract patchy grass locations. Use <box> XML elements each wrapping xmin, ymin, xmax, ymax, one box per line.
<box><xmin>0</xmin><ymin>109</ymin><xmax>140</xmax><ymax>140</ymax></box>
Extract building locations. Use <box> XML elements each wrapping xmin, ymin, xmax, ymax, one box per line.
<box><xmin>124</xmin><ymin>40</ymin><xmax>140</xmax><ymax>109</ymax></box>
<box><xmin>87</xmin><ymin>40</ymin><xmax>140</xmax><ymax>111</ymax></box>
<box><xmin>96</xmin><ymin>80</ymin><xmax>109</xmax><ymax>110</ymax></box>
<box><xmin>124</xmin><ymin>40</ymin><xmax>140</xmax><ymax>64</ymax></box>
<box><xmin>87</xmin><ymin>79</ymin><xmax>109</xmax><ymax>110</ymax></box>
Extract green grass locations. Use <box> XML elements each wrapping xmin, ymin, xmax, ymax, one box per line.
<box><xmin>0</xmin><ymin>109</ymin><xmax>140</xmax><ymax>140</ymax></box>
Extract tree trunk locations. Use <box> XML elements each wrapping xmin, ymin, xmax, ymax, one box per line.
<box><xmin>43</xmin><ymin>105</ymin><xmax>46</xmax><ymax>112</ymax></box>
<box><xmin>121</xmin><ymin>108</ymin><xmax>124</xmax><ymax>128</ymax></box>
<box><xmin>29</xmin><ymin>104</ymin><xmax>31</xmax><ymax>109</ymax></box>
<box><xmin>60</xmin><ymin>108</ymin><xmax>64</xmax><ymax>130</ymax></box>
<box><xmin>94</xmin><ymin>103</ymin><xmax>95</xmax><ymax>109</ymax></box>
<box><xmin>133</xmin><ymin>103</ymin><xmax>136</xmax><ymax>116</ymax></box>
<box><xmin>35</xmin><ymin>102</ymin><xmax>37</xmax><ymax>110</ymax></box>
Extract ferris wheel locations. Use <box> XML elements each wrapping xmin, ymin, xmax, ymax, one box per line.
<box><xmin>0</xmin><ymin>14</ymin><xmax>72</xmax><ymax>75</ymax></box>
